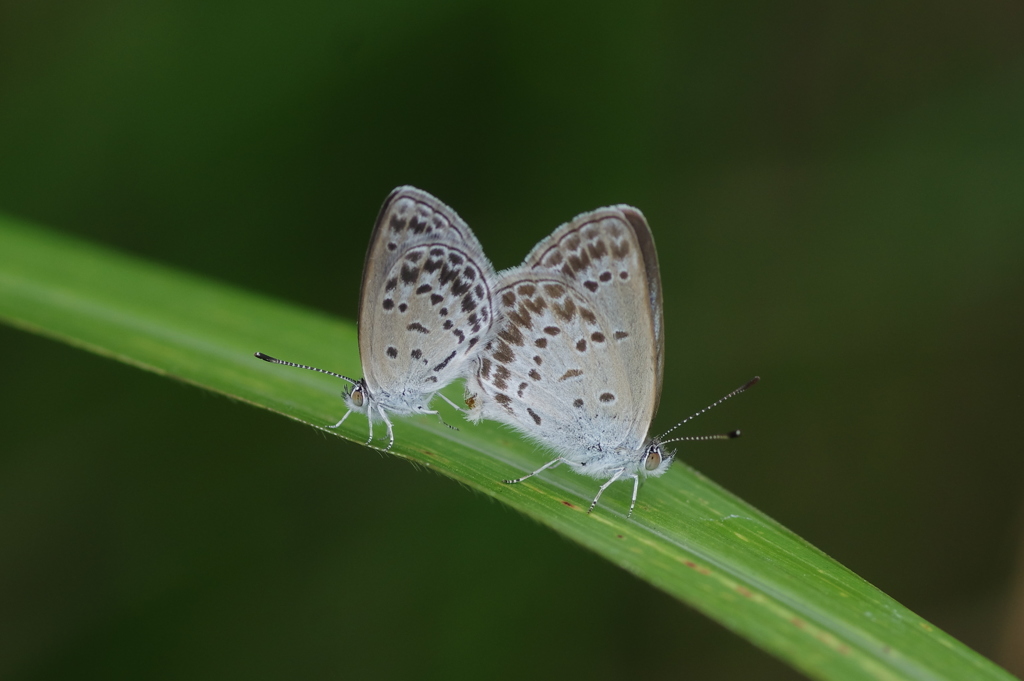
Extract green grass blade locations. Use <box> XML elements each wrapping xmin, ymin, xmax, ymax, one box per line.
<box><xmin>0</xmin><ymin>216</ymin><xmax>1012</xmax><ymax>681</ymax></box>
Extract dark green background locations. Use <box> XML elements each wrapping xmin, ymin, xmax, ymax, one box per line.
<box><xmin>2</xmin><ymin>2</ymin><xmax>1023</xmax><ymax>679</ymax></box>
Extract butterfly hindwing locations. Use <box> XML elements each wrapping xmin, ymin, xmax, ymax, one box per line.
<box><xmin>359</xmin><ymin>187</ymin><xmax>498</xmax><ymax>400</ymax></box>
<box><xmin>469</xmin><ymin>206</ymin><xmax>664</xmax><ymax>468</ymax></box>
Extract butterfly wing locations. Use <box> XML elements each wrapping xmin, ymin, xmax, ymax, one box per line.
<box><xmin>469</xmin><ymin>206</ymin><xmax>664</xmax><ymax>463</ymax></box>
<box><xmin>358</xmin><ymin>187</ymin><xmax>498</xmax><ymax>403</ymax></box>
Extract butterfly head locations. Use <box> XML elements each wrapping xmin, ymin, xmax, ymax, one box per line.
<box><xmin>343</xmin><ymin>379</ymin><xmax>371</xmax><ymax>414</ymax></box>
<box><xmin>641</xmin><ymin>440</ymin><xmax>676</xmax><ymax>478</ymax></box>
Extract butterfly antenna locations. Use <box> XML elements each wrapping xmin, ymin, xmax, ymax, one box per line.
<box><xmin>657</xmin><ymin>376</ymin><xmax>759</xmax><ymax>444</ymax></box>
<box><xmin>661</xmin><ymin>430</ymin><xmax>742</xmax><ymax>445</ymax></box>
<box><xmin>254</xmin><ymin>352</ymin><xmax>357</xmax><ymax>385</ymax></box>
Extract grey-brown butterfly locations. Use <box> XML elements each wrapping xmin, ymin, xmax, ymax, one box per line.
<box><xmin>257</xmin><ymin>186</ymin><xmax>498</xmax><ymax>450</ymax></box>
<box><xmin>465</xmin><ymin>204</ymin><xmax>757</xmax><ymax>516</ymax></box>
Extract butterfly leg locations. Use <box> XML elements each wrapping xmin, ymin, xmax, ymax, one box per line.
<box><xmin>503</xmin><ymin>458</ymin><xmax>562</xmax><ymax>485</ymax></box>
<box><xmin>375</xmin><ymin>406</ymin><xmax>396</xmax><ymax>451</ymax></box>
<box><xmin>327</xmin><ymin>409</ymin><xmax>353</xmax><ymax>430</ymax></box>
<box><xmin>589</xmin><ymin>468</ymin><xmax>626</xmax><ymax>514</ymax></box>
<box><xmin>627</xmin><ymin>474</ymin><xmax>641</xmax><ymax>518</ymax></box>
<box><xmin>363</xmin><ymin>412</ymin><xmax>375</xmax><ymax>445</ymax></box>
<box><xmin>437</xmin><ymin>392</ymin><xmax>467</xmax><ymax>414</ymax></box>
<box><xmin>418</xmin><ymin>406</ymin><xmax>459</xmax><ymax>432</ymax></box>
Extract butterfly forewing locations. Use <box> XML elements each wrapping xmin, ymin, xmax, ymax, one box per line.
<box><xmin>359</xmin><ymin>187</ymin><xmax>497</xmax><ymax>398</ymax></box>
<box><xmin>471</xmin><ymin>207</ymin><xmax>664</xmax><ymax>459</ymax></box>
<box><xmin>523</xmin><ymin>207</ymin><xmax>664</xmax><ymax>416</ymax></box>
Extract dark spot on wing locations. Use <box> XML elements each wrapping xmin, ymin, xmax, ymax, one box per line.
<box><xmin>398</xmin><ymin>303</ymin><xmax>408</xmax><ymax>313</ymax></box>
<box><xmin>544</xmin><ymin>326</ymin><xmax>560</xmax><ymax>336</ymax></box>
<box><xmin>493</xmin><ymin>341</ymin><xmax>514</xmax><ymax>364</ymax></box>
<box><xmin>416</xmin><ymin>284</ymin><xmax>432</xmax><ymax>294</ymax></box>
<box><xmin>543</xmin><ymin>283</ymin><xmax>565</xmax><ymax>298</ymax></box>
<box><xmin>408</xmin><ymin>215</ymin><xmax>427</xmax><ymax>234</ymax></box>
<box><xmin>584</xmin><ymin>280</ymin><xmax>598</xmax><ymax>292</ymax></box>
<box><xmin>528</xmin><ymin>369</ymin><xmax>541</xmax><ymax>381</ymax></box>
<box><xmin>576</xmin><ymin>339</ymin><xmax>587</xmax><ymax>352</ymax></box>
<box><xmin>508</xmin><ymin>309</ymin><xmax>532</xmax><ymax>330</ymax></box>
<box><xmin>494</xmin><ymin>393</ymin><xmax>513</xmax><ymax>413</ymax></box>
<box><xmin>600</xmin><ymin>392</ymin><xmax>615</xmax><ymax>403</ymax></box>
<box><xmin>400</xmin><ymin>263</ymin><xmax>418</xmax><ymax>285</ymax></box>
<box><xmin>382</xmin><ymin>299</ymin><xmax>394</xmax><ymax>310</ymax></box>
<box><xmin>433</xmin><ymin>350</ymin><xmax>457</xmax><ymax>372</ymax></box>
<box><xmin>407</xmin><ymin>322</ymin><xmax>429</xmax><ymax>334</ymax></box>
<box><xmin>591</xmin><ymin>332</ymin><xmax>605</xmax><ymax>343</ymax></box>
<box><xmin>431</xmin><ymin>293</ymin><xmax>444</xmax><ymax>305</ymax></box>
<box><xmin>386</xmin><ymin>346</ymin><xmax>398</xmax><ymax>359</ymax></box>
<box><xmin>559</xmin><ymin>369</ymin><xmax>583</xmax><ymax>381</ymax></box>
<box><xmin>451</xmin><ymin>277</ymin><xmax>471</xmax><ymax>297</ymax></box>
<box><xmin>527</xmin><ymin>408</ymin><xmax>542</xmax><ymax>426</ymax></box>
<box><xmin>567</xmin><ymin>251</ymin><xmax>591</xmax><ymax>274</ymax></box>
<box><xmin>614</xmin><ymin>331</ymin><xmax>629</xmax><ymax>339</ymax></box>
<box><xmin>599</xmin><ymin>271</ymin><xmax>612</xmax><ymax>282</ymax></box>
<box><xmin>573</xmin><ymin>398</ymin><xmax>584</xmax><ymax>408</ymax></box>
<box><xmin>499</xmin><ymin>324</ymin><xmax>524</xmax><ymax>346</ymax></box>
<box><xmin>523</xmin><ymin>296</ymin><xmax>548</xmax><ymax>315</ymax></box>
<box><xmin>553</xmin><ymin>298</ymin><xmax>576</xmax><ymax>321</ymax></box>
<box><xmin>535</xmin><ymin>338</ymin><xmax>548</xmax><ymax>348</ymax></box>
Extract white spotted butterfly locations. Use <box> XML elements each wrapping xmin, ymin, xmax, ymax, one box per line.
<box><xmin>257</xmin><ymin>186</ymin><xmax>499</xmax><ymax>450</ymax></box>
<box><xmin>466</xmin><ymin>204</ymin><xmax>757</xmax><ymax>515</ymax></box>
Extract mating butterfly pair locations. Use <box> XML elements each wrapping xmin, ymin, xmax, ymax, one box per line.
<box><xmin>256</xmin><ymin>187</ymin><xmax>756</xmax><ymax>517</ymax></box>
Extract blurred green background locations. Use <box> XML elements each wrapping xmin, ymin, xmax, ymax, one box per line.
<box><xmin>2</xmin><ymin>2</ymin><xmax>1023</xmax><ymax>679</ymax></box>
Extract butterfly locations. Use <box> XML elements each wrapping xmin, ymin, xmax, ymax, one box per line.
<box><xmin>257</xmin><ymin>186</ymin><xmax>499</xmax><ymax>450</ymax></box>
<box><xmin>465</xmin><ymin>204</ymin><xmax>757</xmax><ymax>515</ymax></box>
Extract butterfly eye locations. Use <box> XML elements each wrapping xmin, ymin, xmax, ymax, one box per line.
<box><xmin>349</xmin><ymin>387</ymin><xmax>365</xmax><ymax>408</ymax></box>
<box><xmin>644</xmin><ymin>446</ymin><xmax>662</xmax><ymax>471</ymax></box>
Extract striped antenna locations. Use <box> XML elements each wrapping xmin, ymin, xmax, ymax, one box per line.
<box><xmin>254</xmin><ymin>352</ymin><xmax>357</xmax><ymax>386</ymax></box>
<box><xmin>657</xmin><ymin>376</ymin><xmax>759</xmax><ymax>446</ymax></box>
